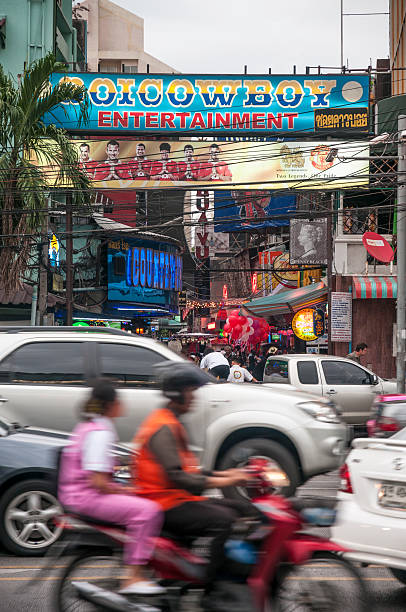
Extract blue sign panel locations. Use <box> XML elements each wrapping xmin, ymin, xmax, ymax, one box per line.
<box><xmin>214</xmin><ymin>192</ymin><xmax>296</xmax><ymax>232</ymax></box>
<box><xmin>107</xmin><ymin>236</ymin><xmax>182</xmax><ymax>308</ymax></box>
<box><xmin>46</xmin><ymin>73</ymin><xmax>370</xmax><ymax>134</ymax></box>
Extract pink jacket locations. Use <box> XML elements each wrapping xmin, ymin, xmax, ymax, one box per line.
<box><xmin>58</xmin><ymin>420</ymin><xmax>115</xmax><ymax>510</ymax></box>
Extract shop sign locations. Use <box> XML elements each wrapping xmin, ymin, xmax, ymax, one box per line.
<box><xmin>46</xmin><ymin>73</ymin><xmax>369</xmax><ymax>135</ymax></box>
<box><xmin>292</xmin><ymin>308</ymin><xmax>324</xmax><ymax>341</ymax></box>
<box><xmin>214</xmin><ymin>191</ymin><xmax>296</xmax><ymax>232</ymax></box>
<box><xmin>331</xmin><ymin>292</ymin><xmax>352</xmax><ymax>342</ymax></box>
<box><xmin>49</xmin><ymin>234</ymin><xmax>60</xmax><ymax>267</ymax></box>
<box><xmin>108</xmin><ymin>236</ymin><xmax>182</xmax><ymax>307</ymax></box>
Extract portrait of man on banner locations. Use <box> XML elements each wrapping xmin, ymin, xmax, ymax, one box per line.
<box><xmin>290</xmin><ymin>218</ymin><xmax>328</xmax><ymax>265</ymax></box>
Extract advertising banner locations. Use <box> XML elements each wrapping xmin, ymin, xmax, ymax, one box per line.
<box><xmin>290</xmin><ymin>218</ymin><xmax>328</xmax><ymax>265</ymax></box>
<box><xmin>46</xmin><ymin>73</ymin><xmax>370</xmax><ymax>135</ymax></box>
<box><xmin>214</xmin><ymin>191</ymin><xmax>296</xmax><ymax>231</ymax></box>
<box><xmin>107</xmin><ymin>236</ymin><xmax>182</xmax><ymax>307</ymax></box>
<box><xmin>33</xmin><ymin>139</ymin><xmax>369</xmax><ymax>190</ymax></box>
<box><xmin>331</xmin><ymin>292</ymin><xmax>352</xmax><ymax>342</ymax></box>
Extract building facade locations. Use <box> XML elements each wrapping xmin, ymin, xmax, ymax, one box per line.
<box><xmin>80</xmin><ymin>0</ymin><xmax>177</xmax><ymax>73</ymax></box>
<box><xmin>0</xmin><ymin>0</ymin><xmax>85</xmax><ymax>76</ymax></box>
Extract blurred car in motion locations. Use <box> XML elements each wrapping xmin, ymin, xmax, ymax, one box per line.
<box><xmin>366</xmin><ymin>394</ymin><xmax>406</xmax><ymax>438</ymax></box>
<box><xmin>263</xmin><ymin>354</ymin><xmax>397</xmax><ymax>425</ymax></box>
<box><xmin>0</xmin><ymin>327</ymin><xmax>347</xmax><ymax>502</ymax></box>
<box><xmin>332</xmin><ymin>428</ymin><xmax>406</xmax><ymax>585</ymax></box>
<box><xmin>0</xmin><ymin>415</ymin><xmax>129</xmax><ymax>556</ymax></box>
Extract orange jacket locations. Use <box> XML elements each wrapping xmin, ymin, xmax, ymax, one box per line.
<box><xmin>132</xmin><ymin>408</ymin><xmax>206</xmax><ymax>510</ymax></box>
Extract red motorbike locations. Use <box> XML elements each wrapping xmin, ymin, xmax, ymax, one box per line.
<box><xmin>53</xmin><ymin>459</ymin><xmax>369</xmax><ymax>612</ymax></box>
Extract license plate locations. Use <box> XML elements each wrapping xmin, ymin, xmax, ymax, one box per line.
<box><xmin>378</xmin><ymin>483</ymin><xmax>406</xmax><ymax>509</ymax></box>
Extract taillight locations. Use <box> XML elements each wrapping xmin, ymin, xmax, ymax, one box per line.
<box><xmin>376</xmin><ymin>417</ymin><xmax>400</xmax><ymax>433</ymax></box>
<box><xmin>339</xmin><ymin>463</ymin><xmax>353</xmax><ymax>494</ymax></box>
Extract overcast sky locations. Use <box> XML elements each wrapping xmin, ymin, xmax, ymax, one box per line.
<box><xmin>110</xmin><ymin>0</ymin><xmax>389</xmax><ymax>74</ymax></box>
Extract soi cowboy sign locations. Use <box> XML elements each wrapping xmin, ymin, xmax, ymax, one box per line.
<box><xmin>108</xmin><ymin>237</ymin><xmax>182</xmax><ymax>306</ymax></box>
<box><xmin>46</xmin><ymin>73</ymin><xmax>370</xmax><ymax>134</ymax></box>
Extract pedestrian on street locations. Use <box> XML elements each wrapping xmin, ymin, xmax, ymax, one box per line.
<box><xmin>228</xmin><ymin>356</ymin><xmax>258</xmax><ymax>384</ymax></box>
<box><xmin>200</xmin><ymin>347</ymin><xmax>230</xmax><ymax>380</ymax></box>
<box><xmin>168</xmin><ymin>336</ymin><xmax>182</xmax><ymax>355</ymax></box>
<box><xmin>346</xmin><ymin>342</ymin><xmax>368</xmax><ymax>364</ymax></box>
<box><xmin>252</xmin><ymin>350</ymin><xmax>268</xmax><ymax>382</ymax></box>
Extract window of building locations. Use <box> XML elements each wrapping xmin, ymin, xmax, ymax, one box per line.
<box><xmin>98</xmin><ymin>343</ymin><xmax>168</xmax><ymax>387</ymax></box>
<box><xmin>122</xmin><ymin>63</ymin><xmax>138</xmax><ymax>73</ymax></box>
<box><xmin>297</xmin><ymin>361</ymin><xmax>319</xmax><ymax>385</ymax></box>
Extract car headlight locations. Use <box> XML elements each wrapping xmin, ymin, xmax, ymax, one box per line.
<box><xmin>296</xmin><ymin>400</ymin><xmax>341</xmax><ymax>424</ymax></box>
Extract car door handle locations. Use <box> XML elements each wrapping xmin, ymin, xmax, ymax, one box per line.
<box><xmin>326</xmin><ymin>390</ymin><xmax>337</xmax><ymax>395</ymax></box>
<box><xmin>0</xmin><ymin>397</ymin><xmax>8</xmax><ymax>402</ymax></box>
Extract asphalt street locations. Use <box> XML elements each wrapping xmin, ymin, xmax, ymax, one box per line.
<box><xmin>0</xmin><ymin>470</ymin><xmax>405</xmax><ymax>611</ymax></box>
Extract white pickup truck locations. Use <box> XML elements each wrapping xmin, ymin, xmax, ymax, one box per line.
<box><xmin>263</xmin><ymin>354</ymin><xmax>397</xmax><ymax>425</ymax></box>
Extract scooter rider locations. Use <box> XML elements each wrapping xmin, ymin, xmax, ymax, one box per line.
<box><xmin>58</xmin><ymin>380</ymin><xmax>164</xmax><ymax>596</ymax></box>
<box><xmin>132</xmin><ymin>363</ymin><xmax>257</xmax><ymax>582</ymax></box>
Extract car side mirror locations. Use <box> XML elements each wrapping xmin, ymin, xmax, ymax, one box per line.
<box><xmin>371</xmin><ymin>374</ymin><xmax>379</xmax><ymax>386</ymax></box>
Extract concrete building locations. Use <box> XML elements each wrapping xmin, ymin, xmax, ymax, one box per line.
<box><xmin>390</xmin><ymin>0</ymin><xmax>406</xmax><ymax>96</ymax></box>
<box><xmin>0</xmin><ymin>0</ymin><xmax>86</xmax><ymax>77</ymax></box>
<box><xmin>80</xmin><ymin>0</ymin><xmax>177</xmax><ymax>73</ymax></box>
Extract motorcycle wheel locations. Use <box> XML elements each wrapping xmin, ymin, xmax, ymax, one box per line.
<box><xmin>272</xmin><ymin>552</ymin><xmax>370</xmax><ymax>612</ymax></box>
<box><xmin>55</xmin><ymin>552</ymin><xmax>122</xmax><ymax>612</ymax></box>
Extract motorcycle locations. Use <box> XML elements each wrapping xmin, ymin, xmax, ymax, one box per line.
<box><xmin>52</xmin><ymin>458</ymin><xmax>369</xmax><ymax>611</ymax></box>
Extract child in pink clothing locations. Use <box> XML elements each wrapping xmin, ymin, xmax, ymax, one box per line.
<box><xmin>58</xmin><ymin>380</ymin><xmax>164</xmax><ymax>596</ymax></box>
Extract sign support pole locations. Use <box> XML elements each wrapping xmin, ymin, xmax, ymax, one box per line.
<box><xmin>396</xmin><ymin>115</ymin><xmax>406</xmax><ymax>393</ymax></box>
<box><xmin>327</xmin><ymin>193</ymin><xmax>334</xmax><ymax>354</ymax></box>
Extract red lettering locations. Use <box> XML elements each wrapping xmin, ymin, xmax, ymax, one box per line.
<box><xmin>252</xmin><ymin>113</ymin><xmax>266</xmax><ymax>128</ymax></box>
<box><xmin>145</xmin><ymin>112</ymin><xmax>159</xmax><ymax>128</ymax></box>
<box><xmin>98</xmin><ymin>111</ymin><xmax>112</xmax><ymax>127</ymax></box>
<box><xmin>284</xmin><ymin>112</ymin><xmax>298</xmax><ymax>129</ymax></box>
<box><xmin>175</xmin><ymin>112</ymin><xmax>191</xmax><ymax>128</ymax></box>
<box><xmin>206</xmin><ymin>112</ymin><xmax>213</xmax><ymax>129</ymax></box>
<box><xmin>196</xmin><ymin>246</ymin><xmax>209</xmax><ymax>259</ymax></box>
<box><xmin>160</xmin><ymin>112</ymin><xmax>175</xmax><ymax>129</ymax></box>
<box><xmin>196</xmin><ymin>191</ymin><xmax>210</xmax><ymax>210</ymax></box>
<box><xmin>215</xmin><ymin>113</ymin><xmax>231</xmax><ymax>129</ymax></box>
<box><xmin>267</xmin><ymin>113</ymin><xmax>282</xmax><ymax>129</ymax></box>
<box><xmin>129</xmin><ymin>111</ymin><xmax>143</xmax><ymax>128</ymax></box>
<box><xmin>197</xmin><ymin>232</ymin><xmax>208</xmax><ymax>245</ymax></box>
<box><xmin>113</xmin><ymin>111</ymin><xmax>128</xmax><ymax>128</ymax></box>
<box><xmin>189</xmin><ymin>112</ymin><xmax>206</xmax><ymax>129</ymax></box>
<box><xmin>233</xmin><ymin>112</ymin><xmax>250</xmax><ymax>129</ymax></box>
<box><xmin>198</xmin><ymin>212</ymin><xmax>208</xmax><ymax>222</ymax></box>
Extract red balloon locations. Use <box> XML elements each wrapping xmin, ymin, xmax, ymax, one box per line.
<box><xmin>227</xmin><ymin>316</ymin><xmax>238</xmax><ymax>327</ymax></box>
<box><xmin>230</xmin><ymin>309</ymin><xmax>240</xmax><ymax>317</ymax></box>
<box><xmin>223</xmin><ymin>322</ymin><xmax>231</xmax><ymax>332</ymax></box>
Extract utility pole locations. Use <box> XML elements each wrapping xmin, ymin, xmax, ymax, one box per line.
<box><xmin>397</xmin><ymin>115</ymin><xmax>406</xmax><ymax>392</ymax></box>
<box><xmin>327</xmin><ymin>193</ymin><xmax>334</xmax><ymax>355</ymax></box>
<box><xmin>65</xmin><ymin>192</ymin><xmax>73</xmax><ymax>326</ymax></box>
<box><xmin>37</xmin><ymin>196</ymin><xmax>49</xmax><ymax>325</ymax></box>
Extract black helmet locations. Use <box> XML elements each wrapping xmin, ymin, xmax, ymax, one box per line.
<box><xmin>157</xmin><ymin>362</ymin><xmax>210</xmax><ymax>401</ymax></box>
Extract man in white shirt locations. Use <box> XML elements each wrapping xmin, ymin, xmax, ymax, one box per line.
<box><xmin>200</xmin><ymin>347</ymin><xmax>230</xmax><ymax>380</ymax></box>
<box><xmin>228</xmin><ymin>357</ymin><xmax>258</xmax><ymax>384</ymax></box>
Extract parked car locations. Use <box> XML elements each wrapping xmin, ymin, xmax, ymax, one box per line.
<box><xmin>367</xmin><ymin>394</ymin><xmax>406</xmax><ymax>437</ymax></box>
<box><xmin>0</xmin><ymin>414</ymin><xmax>130</xmax><ymax>556</ymax></box>
<box><xmin>0</xmin><ymin>327</ymin><xmax>347</xmax><ymax>501</ymax></box>
<box><xmin>263</xmin><ymin>354</ymin><xmax>397</xmax><ymax>425</ymax></box>
<box><xmin>332</xmin><ymin>429</ymin><xmax>406</xmax><ymax>585</ymax></box>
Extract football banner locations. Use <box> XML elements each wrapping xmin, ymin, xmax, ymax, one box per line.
<box><xmin>31</xmin><ymin>139</ymin><xmax>369</xmax><ymax>190</ymax></box>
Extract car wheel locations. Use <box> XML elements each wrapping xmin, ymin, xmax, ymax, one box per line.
<box><xmin>0</xmin><ymin>479</ymin><xmax>63</xmax><ymax>556</ymax></box>
<box><xmin>390</xmin><ymin>567</ymin><xmax>406</xmax><ymax>585</ymax></box>
<box><xmin>217</xmin><ymin>438</ymin><xmax>300</xmax><ymax>499</ymax></box>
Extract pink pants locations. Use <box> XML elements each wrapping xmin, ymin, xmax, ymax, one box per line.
<box><xmin>75</xmin><ymin>493</ymin><xmax>163</xmax><ymax>565</ymax></box>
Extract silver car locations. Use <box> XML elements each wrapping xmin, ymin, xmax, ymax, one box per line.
<box><xmin>0</xmin><ymin>327</ymin><xmax>347</xmax><ymax>498</ymax></box>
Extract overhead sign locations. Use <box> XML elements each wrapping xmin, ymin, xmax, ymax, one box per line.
<box><xmin>46</xmin><ymin>73</ymin><xmax>370</xmax><ymax>135</ymax></box>
<box><xmin>32</xmin><ymin>139</ymin><xmax>370</xmax><ymax>190</ymax></box>
<box><xmin>362</xmin><ymin>231</ymin><xmax>394</xmax><ymax>263</ymax></box>
<box><xmin>314</xmin><ymin>108</ymin><xmax>368</xmax><ymax>133</ymax></box>
<box><xmin>292</xmin><ymin>308</ymin><xmax>324</xmax><ymax>341</ymax></box>
<box><xmin>331</xmin><ymin>292</ymin><xmax>352</xmax><ymax>342</ymax></box>
<box><xmin>290</xmin><ymin>218</ymin><xmax>328</xmax><ymax>265</ymax></box>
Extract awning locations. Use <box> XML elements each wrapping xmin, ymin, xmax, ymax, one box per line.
<box><xmin>352</xmin><ymin>276</ymin><xmax>397</xmax><ymax>299</ymax></box>
<box><xmin>241</xmin><ymin>282</ymin><xmax>328</xmax><ymax>318</ymax></box>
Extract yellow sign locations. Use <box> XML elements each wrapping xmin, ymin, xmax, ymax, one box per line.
<box><xmin>292</xmin><ymin>308</ymin><xmax>318</xmax><ymax>341</ymax></box>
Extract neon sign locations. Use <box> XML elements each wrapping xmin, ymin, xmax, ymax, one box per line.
<box><xmin>126</xmin><ymin>247</ymin><xmax>182</xmax><ymax>291</ymax></box>
<box><xmin>292</xmin><ymin>308</ymin><xmax>325</xmax><ymax>341</ymax></box>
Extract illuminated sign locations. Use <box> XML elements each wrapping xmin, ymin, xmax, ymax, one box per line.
<box><xmin>252</xmin><ymin>273</ymin><xmax>258</xmax><ymax>293</ymax></box>
<box><xmin>292</xmin><ymin>308</ymin><xmax>325</xmax><ymax>341</ymax></box>
<box><xmin>222</xmin><ymin>284</ymin><xmax>228</xmax><ymax>300</ymax></box>
<box><xmin>108</xmin><ymin>236</ymin><xmax>182</xmax><ymax>308</ymax></box>
<box><xmin>207</xmin><ymin>322</ymin><xmax>216</xmax><ymax>330</ymax></box>
<box><xmin>45</xmin><ymin>73</ymin><xmax>370</xmax><ymax>135</ymax></box>
<box><xmin>49</xmin><ymin>234</ymin><xmax>60</xmax><ymax>267</ymax></box>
